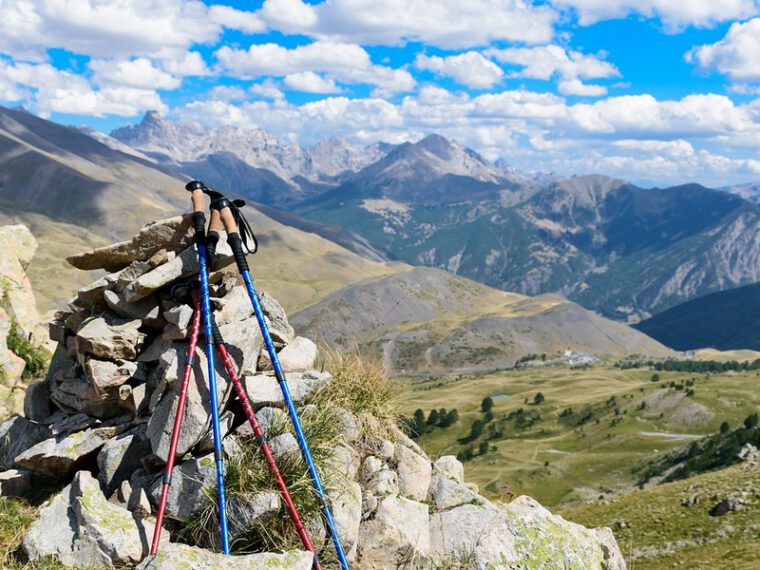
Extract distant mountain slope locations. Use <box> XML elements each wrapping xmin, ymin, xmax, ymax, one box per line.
<box><xmin>295</xmin><ymin>159</ymin><xmax>760</xmax><ymax>320</ymax></box>
<box><xmin>110</xmin><ymin>112</ymin><xmax>391</xmax><ymax>207</ymax></box>
<box><xmin>292</xmin><ymin>266</ymin><xmax>672</xmax><ymax>373</ymax></box>
<box><xmin>0</xmin><ymin>105</ymin><xmax>403</xmax><ymax>311</ymax></box>
<box><xmin>634</xmin><ymin>283</ymin><xmax>760</xmax><ymax>351</ymax></box>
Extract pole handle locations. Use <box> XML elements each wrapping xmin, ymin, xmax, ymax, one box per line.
<box><xmin>185</xmin><ymin>181</ymin><xmax>207</xmax><ymax>237</ymax></box>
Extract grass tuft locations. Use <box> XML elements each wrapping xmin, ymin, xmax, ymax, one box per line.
<box><xmin>6</xmin><ymin>321</ymin><xmax>49</xmax><ymax>381</ymax></box>
<box><xmin>316</xmin><ymin>347</ymin><xmax>403</xmax><ymax>442</ymax></box>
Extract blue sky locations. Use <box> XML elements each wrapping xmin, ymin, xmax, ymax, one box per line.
<box><xmin>2</xmin><ymin>1</ymin><xmax>760</xmax><ymax>186</ymax></box>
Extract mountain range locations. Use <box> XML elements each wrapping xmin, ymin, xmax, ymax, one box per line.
<box><xmin>0</xmin><ymin>104</ymin><xmax>675</xmax><ymax>372</ymax></box>
<box><xmin>110</xmin><ymin>112</ymin><xmax>760</xmax><ymax>323</ymax></box>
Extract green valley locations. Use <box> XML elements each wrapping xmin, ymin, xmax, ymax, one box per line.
<box><xmin>403</xmin><ymin>365</ymin><xmax>760</xmax><ymax>506</ymax></box>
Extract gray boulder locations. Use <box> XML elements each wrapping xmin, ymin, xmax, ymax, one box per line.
<box><xmin>0</xmin><ymin>415</ymin><xmax>52</xmax><ymax>469</ymax></box>
<box><xmin>136</xmin><ymin>543</ymin><xmax>313</xmax><ymax>570</ymax></box>
<box><xmin>395</xmin><ymin>444</ymin><xmax>431</xmax><ymax>502</ymax></box>
<box><xmin>15</xmin><ymin>427</ymin><xmax>114</xmax><ymax>479</ymax></box>
<box><xmin>148</xmin><ymin>454</ymin><xmax>216</xmax><ymax>522</ymax></box>
<box><xmin>358</xmin><ymin>495</ymin><xmax>431</xmax><ymax>568</ymax></box>
<box><xmin>50</xmin><ymin>374</ymin><xmax>124</xmax><ymax>419</ymax></box>
<box><xmin>243</xmin><ymin>370</ymin><xmax>331</xmax><ymax>408</ymax></box>
<box><xmin>147</xmin><ymin>343</ymin><xmax>229</xmax><ymax>462</ymax></box>
<box><xmin>103</xmin><ymin>289</ymin><xmax>164</xmax><ymax>328</ymax></box>
<box><xmin>97</xmin><ymin>427</ymin><xmax>151</xmax><ymax>495</ymax></box>
<box><xmin>432</xmin><ymin>455</ymin><xmax>464</xmax><ymax>484</ymax></box>
<box><xmin>23</xmin><ymin>471</ymin><xmax>157</xmax><ymax>568</ymax></box>
<box><xmin>76</xmin><ymin>316</ymin><xmax>146</xmax><ymax>360</ymax></box>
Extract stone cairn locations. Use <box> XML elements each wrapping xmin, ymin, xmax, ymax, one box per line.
<box><xmin>0</xmin><ymin>216</ymin><xmax>627</xmax><ymax>569</ymax></box>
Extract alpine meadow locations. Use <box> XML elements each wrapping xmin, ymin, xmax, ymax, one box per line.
<box><xmin>2</xmin><ymin>2</ymin><xmax>760</xmax><ymax>570</ymax></box>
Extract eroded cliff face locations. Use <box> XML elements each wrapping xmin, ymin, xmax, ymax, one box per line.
<box><xmin>0</xmin><ymin>224</ymin><xmax>46</xmax><ymax>417</ymax></box>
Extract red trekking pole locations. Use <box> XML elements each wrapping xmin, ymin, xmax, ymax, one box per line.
<box><xmin>150</xmin><ymin>295</ymin><xmax>203</xmax><ymax>554</ymax></box>
<box><xmin>210</xmin><ymin>319</ymin><xmax>321</xmax><ymax>568</ymax></box>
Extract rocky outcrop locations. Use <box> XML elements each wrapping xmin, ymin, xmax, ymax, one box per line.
<box><xmin>2</xmin><ymin>216</ymin><xmax>626</xmax><ymax>569</ymax></box>
<box><xmin>0</xmin><ymin>224</ymin><xmax>47</xmax><ymax>417</ymax></box>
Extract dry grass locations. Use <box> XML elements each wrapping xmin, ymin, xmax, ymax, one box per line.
<box><xmin>316</xmin><ymin>347</ymin><xmax>403</xmax><ymax>441</ymax></box>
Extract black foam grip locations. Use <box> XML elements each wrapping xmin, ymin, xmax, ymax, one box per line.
<box><xmin>227</xmin><ymin>233</ymin><xmax>249</xmax><ymax>272</ymax></box>
<box><xmin>206</xmin><ymin>231</ymin><xmax>219</xmax><ymax>260</ymax></box>
<box><xmin>211</xmin><ymin>320</ymin><xmax>224</xmax><ymax>345</ymax></box>
<box><xmin>192</xmin><ymin>212</ymin><xmax>206</xmax><ymax>245</ymax></box>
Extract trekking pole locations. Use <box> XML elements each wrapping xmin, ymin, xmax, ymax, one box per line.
<box><xmin>185</xmin><ymin>181</ymin><xmax>230</xmax><ymax>554</ymax></box>
<box><xmin>197</xmin><ymin>182</ymin><xmax>350</xmax><ymax>569</ymax></box>
<box><xmin>150</xmin><ymin>293</ymin><xmax>202</xmax><ymax>555</ymax></box>
<box><xmin>209</xmin><ymin>318</ymin><xmax>322</xmax><ymax>569</ymax></box>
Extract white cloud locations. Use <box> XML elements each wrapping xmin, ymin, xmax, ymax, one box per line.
<box><xmin>163</xmin><ymin>51</ymin><xmax>210</xmax><ymax>77</ymax></box>
<box><xmin>257</xmin><ymin>0</ymin><xmax>556</xmax><ymax>48</ymax></box>
<box><xmin>90</xmin><ymin>58</ymin><xmax>181</xmax><ymax>90</ymax></box>
<box><xmin>558</xmin><ymin>79</ymin><xmax>607</xmax><ymax>96</ymax></box>
<box><xmin>487</xmin><ymin>44</ymin><xmax>618</xmax><ymax>96</ymax></box>
<box><xmin>215</xmin><ymin>41</ymin><xmax>415</xmax><ymax>94</ymax></box>
<box><xmin>489</xmin><ymin>45</ymin><xmax>618</xmax><ymax>80</ymax></box>
<box><xmin>612</xmin><ymin>139</ymin><xmax>695</xmax><ymax>158</ymax></box>
<box><xmin>207</xmin><ymin>5</ymin><xmax>266</xmax><ymax>34</ymax></box>
<box><xmin>209</xmin><ymin>85</ymin><xmax>248</xmax><ymax>102</ymax></box>
<box><xmin>250</xmin><ymin>79</ymin><xmax>285</xmax><ymax>100</ymax></box>
<box><xmin>0</xmin><ymin>0</ymin><xmax>219</xmax><ymax>60</ymax></box>
<box><xmin>284</xmin><ymin>72</ymin><xmax>341</xmax><ymax>93</ymax></box>
<box><xmin>1</xmin><ymin>60</ymin><xmax>166</xmax><ymax>117</ymax></box>
<box><xmin>688</xmin><ymin>18</ymin><xmax>760</xmax><ymax>83</ymax></box>
<box><xmin>215</xmin><ymin>41</ymin><xmax>370</xmax><ymax>77</ymax></box>
<box><xmin>552</xmin><ymin>0</ymin><xmax>760</xmax><ymax>29</ymax></box>
<box><xmin>415</xmin><ymin>52</ymin><xmax>504</xmax><ymax>89</ymax></box>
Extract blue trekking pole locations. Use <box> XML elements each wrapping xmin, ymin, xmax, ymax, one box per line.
<box><xmin>185</xmin><ymin>181</ymin><xmax>230</xmax><ymax>554</ymax></box>
<box><xmin>197</xmin><ymin>182</ymin><xmax>350</xmax><ymax>569</ymax></box>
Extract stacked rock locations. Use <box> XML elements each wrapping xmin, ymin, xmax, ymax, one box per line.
<box><xmin>0</xmin><ymin>216</ymin><xmax>328</xmax><ymax>567</ymax></box>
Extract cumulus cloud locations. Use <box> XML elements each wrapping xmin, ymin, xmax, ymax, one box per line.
<box><xmin>552</xmin><ymin>0</ymin><xmax>760</xmax><ymax>29</ymax></box>
<box><xmin>207</xmin><ymin>5</ymin><xmax>266</xmax><ymax>34</ymax></box>
<box><xmin>215</xmin><ymin>42</ymin><xmax>370</xmax><ymax>77</ymax></box>
<box><xmin>215</xmin><ymin>41</ymin><xmax>415</xmax><ymax>94</ymax></box>
<box><xmin>558</xmin><ymin>79</ymin><xmax>607</xmax><ymax>96</ymax></box>
<box><xmin>688</xmin><ymin>18</ymin><xmax>760</xmax><ymax>83</ymax></box>
<box><xmin>488</xmin><ymin>44</ymin><xmax>618</xmax><ymax>96</ymax></box>
<box><xmin>0</xmin><ymin>0</ymin><xmax>242</xmax><ymax>60</ymax></box>
<box><xmin>257</xmin><ymin>0</ymin><xmax>556</xmax><ymax>48</ymax></box>
<box><xmin>250</xmin><ymin>79</ymin><xmax>285</xmax><ymax>100</ymax></box>
<box><xmin>1</xmin><ymin>60</ymin><xmax>166</xmax><ymax>117</ymax></box>
<box><xmin>89</xmin><ymin>58</ymin><xmax>181</xmax><ymax>90</ymax></box>
<box><xmin>415</xmin><ymin>52</ymin><xmax>504</xmax><ymax>89</ymax></box>
<box><xmin>284</xmin><ymin>72</ymin><xmax>341</xmax><ymax>93</ymax></box>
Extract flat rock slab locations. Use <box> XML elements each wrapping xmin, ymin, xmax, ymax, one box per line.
<box><xmin>0</xmin><ymin>415</ymin><xmax>52</xmax><ymax>470</ymax></box>
<box><xmin>243</xmin><ymin>370</ymin><xmax>331</xmax><ymax>409</ymax></box>
<box><xmin>76</xmin><ymin>316</ymin><xmax>146</xmax><ymax>360</ymax></box>
<box><xmin>124</xmin><ymin>242</ymin><xmax>235</xmax><ymax>302</ymax></box>
<box><xmin>50</xmin><ymin>375</ymin><xmax>125</xmax><ymax>419</ymax></box>
<box><xmin>23</xmin><ymin>471</ymin><xmax>157</xmax><ymax>568</ymax></box>
<box><xmin>67</xmin><ymin>215</ymin><xmax>193</xmax><ymax>271</ymax></box>
<box><xmin>136</xmin><ymin>543</ymin><xmax>313</xmax><ymax>570</ymax></box>
<box><xmin>15</xmin><ymin>427</ymin><xmax>115</xmax><ymax>479</ymax></box>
